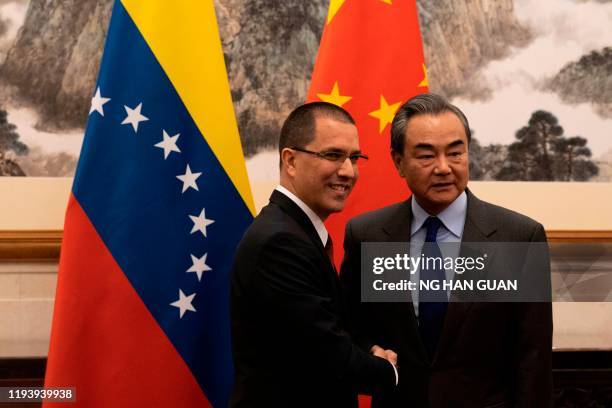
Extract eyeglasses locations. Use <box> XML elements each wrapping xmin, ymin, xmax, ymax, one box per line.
<box><xmin>290</xmin><ymin>147</ymin><xmax>369</xmax><ymax>165</ymax></box>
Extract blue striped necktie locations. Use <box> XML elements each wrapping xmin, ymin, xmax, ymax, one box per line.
<box><xmin>418</xmin><ymin>216</ymin><xmax>449</xmax><ymax>359</ymax></box>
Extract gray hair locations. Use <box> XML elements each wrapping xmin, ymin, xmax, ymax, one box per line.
<box><xmin>390</xmin><ymin>93</ymin><xmax>471</xmax><ymax>153</ymax></box>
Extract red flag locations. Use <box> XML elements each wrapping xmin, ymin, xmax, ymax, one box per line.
<box><xmin>307</xmin><ymin>0</ymin><xmax>428</xmax><ymax>265</ymax></box>
<box><xmin>307</xmin><ymin>2</ymin><xmax>428</xmax><ymax>406</ymax></box>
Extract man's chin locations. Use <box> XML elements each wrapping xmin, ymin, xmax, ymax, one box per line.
<box><xmin>324</xmin><ymin>200</ymin><xmax>347</xmax><ymax>216</ymax></box>
<box><xmin>423</xmin><ymin>192</ymin><xmax>459</xmax><ymax>212</ymax></box>
<box><xmin>330</xmin><ymin>203</ymin><xmax>347</xmax><ymax>214</ymax></box>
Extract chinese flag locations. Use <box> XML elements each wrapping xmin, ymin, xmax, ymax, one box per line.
<box><xmin>308</xmin><ymin>0</ymin><xmax>428</xmax><ymax>264</ymax></box>
<box><xmin>307</xmin><ymin>1</ymin><xmax>428</xmax><ymax>406</ymax></box>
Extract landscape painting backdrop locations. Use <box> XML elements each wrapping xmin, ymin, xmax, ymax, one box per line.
<box><xmin>0</xmin><ymin>0</ymin><xmax>610</xmax><ymax>182</ymax></box>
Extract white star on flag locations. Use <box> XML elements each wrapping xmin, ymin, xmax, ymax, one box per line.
<box><xmin>89</xmin><ymin>87</ymin><xmax>111</xmax><ymax>116</ymax></box>
<box><xmin>170</xmin><ymin>289</ymin><xmax>196</xmax><ymax>318</ymax></box>
<box><xmin>187</xmin><ymin>253</ymin><xmax>212</xmax><ymax>281</ymax></box>
<box><xmin>121</xmin><ymin>102</ymin><xmax>149</xmax><ymax>132</ymax></box>
<box><xmin>154</xmin><ymin>130</ymin><xmax>181</xmax><ymax>159</ymax></box>
<box><xmin>189</xmin><ymin>208</ymin><xmax>215</xmax><ymax>237</ymax></box>
<box><xmin>176</xmin><ymin>164</ymin><xmax>202</xmax><ymax>193</ymax></box>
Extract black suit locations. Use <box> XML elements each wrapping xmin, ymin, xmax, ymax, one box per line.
<box><xmin>230</xmin><ymin>190</ymin><xmax>396</xmax><ymax>408</ymax></box>
<box><xmin>340</xmin><ymin>190</ymin><xmax>552</xmax><ymax>408</ymax></box>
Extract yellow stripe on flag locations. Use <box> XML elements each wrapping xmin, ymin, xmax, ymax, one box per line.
<box><xmin>121</xmin><ymin>0</ymin><xmax>255</xmax><ymax>216</ymax></box>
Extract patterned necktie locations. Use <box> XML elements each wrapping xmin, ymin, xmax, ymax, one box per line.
<box><xmin>418</xmin><ymin>216</ymin><xmax>449</xmax><ymax>360</ymax></box>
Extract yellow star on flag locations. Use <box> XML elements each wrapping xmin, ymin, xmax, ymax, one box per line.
<box><xmin>380</xmin><ymin>0</ymin><xmax>392</xmax><ymax>4</ymax></box>
<box><xmin>419</xmin><ymin>63</ymin><xmax>429</xmax><ymax>87</ymax></box>
<box><xmin>316</xmin><ymin>81</ymin><xmax>352</xmax><ymax>107</ymax></box>
<box><xmin>327</xmin><ymin>0</ymin><xmax>346</xmax><ymax>25</ymax></box>
<box><xmin>369</xmin><ymin>95</ymin><xmax>402</xmax><ymax>133</ymax></box>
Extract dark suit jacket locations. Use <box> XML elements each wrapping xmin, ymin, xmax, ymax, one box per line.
<box><xmin>230</xmin><ymin>190</ymin><xmax>396</xmax><ymax>408</ymax></box>
<box><xmin>340</xmin><ymin>190</ymin><xmax>553</xmax><ymax>408</ymax></box>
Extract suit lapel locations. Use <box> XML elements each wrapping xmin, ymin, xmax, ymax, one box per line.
<box><xmin>382</xmin><ymin>197</ymin><xmax>430</xmax><ymax>362</ymax></box>
<box><xmin>381</xmin><ymin>199</ymin><xmax>412</xmax><ymax>239</ymax></box>
<box><xmin>270</xmin><ymin>190</ymin><xmax>326</xmax><ymax>252</ymax></box>
<box><xmin>269</xmin><ymin>190</ymin><xmax>338</xmax><ymax>284</ymax></box>
<box><xmin>434</xmin><ymin>189</ymin><xmax>497</xmax><ymax>364</ymax></box>
<box><xmin>461</xmin><ymin>190</ymin><xmax>498</xmax><ymax>242</ymax></box>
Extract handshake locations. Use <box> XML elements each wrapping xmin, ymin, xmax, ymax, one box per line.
<box><xmin>370</xmin><ymin>344</ymin><xmax>398</xmax><ymax>367</ymax></box>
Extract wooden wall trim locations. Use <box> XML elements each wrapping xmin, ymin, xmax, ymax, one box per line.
<box><xmin>0</xmin><ymin>231</ymin><xmax>62</xmax><ymax>261</ymax></box>
<box><xmin>547</xmin><ymin>230</ymin><xmax>612</xmax><ymax>243</ymax></box>
<box><xmin>0</xmin><ymin>230</ymin><xmax>610</xmax><ymax>262</ymax></box>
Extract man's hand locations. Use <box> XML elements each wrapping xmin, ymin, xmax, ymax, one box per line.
<box><xmin>370</xmin><ymin>344</ymin><xmax>397</xmax><ymax>367</ymax></box>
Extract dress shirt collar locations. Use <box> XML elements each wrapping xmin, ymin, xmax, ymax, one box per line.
<box><xmin>410</xmin><ymin>190</ymin><xmax>467</xmax><ymax>238</ymax></box>
<box><xmin>275</xmin><ymin>185</ymin><xmax>329</xmax><ymax>245</ymax></box>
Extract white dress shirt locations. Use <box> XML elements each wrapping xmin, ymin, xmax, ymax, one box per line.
<box><xmin>275</xmin><ymin>185</ymin><xmax>328</xmax><ymax>245</ymax></box>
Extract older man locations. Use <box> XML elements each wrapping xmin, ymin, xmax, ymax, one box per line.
<box><xmin>230</xmin><ymin>102</ymin><xmax>397</xmax><ymax>408</ymax></box>
<box><xmin>340</xmin><ymin>93</ymin><xmax>552</xmax><ymax>407</ymax></box>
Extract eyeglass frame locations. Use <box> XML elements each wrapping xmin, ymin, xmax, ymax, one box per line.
<box><xmin>289</xmin><ymin>146</ymin><xmax>369</xmax><ymax>165</ymax></box>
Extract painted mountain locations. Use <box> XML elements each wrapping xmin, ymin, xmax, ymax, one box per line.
<box><xmin>0</xmin><ymin>0</ymin><xmax>610</xmax><ymax>181</ymax></box>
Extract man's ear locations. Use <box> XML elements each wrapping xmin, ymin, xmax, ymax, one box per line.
<box><xmin>391</xmin><ymin>150</ymin><xmax>405</xmax><ymax>178</ymax></box>
<box><xmin>281</xmin><ymin>148</ymin><xmax>297</xmax><ymax>177</ymax></box>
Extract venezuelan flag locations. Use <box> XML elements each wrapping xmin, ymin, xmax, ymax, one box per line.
<box><xmin>44</xmin><ymin>1</ymin><xmax>254</xmax><ymax>406</ymax></box>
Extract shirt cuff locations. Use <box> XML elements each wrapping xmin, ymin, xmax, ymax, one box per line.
<box><xmin>389</xmin><ymin>361</ymin><xmax>398</xmax><ymax>385</ymax></box>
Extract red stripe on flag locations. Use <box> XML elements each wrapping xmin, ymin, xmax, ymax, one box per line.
<box><xmin>43</xmin><ymin>194</ymin><xmax>211</xmax><ymax>407</ymax></box>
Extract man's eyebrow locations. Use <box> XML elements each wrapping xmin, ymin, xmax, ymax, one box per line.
<box><xmin>448</xmin><ymin>139</ymin><xmax>465</xmax><ymax>148</ymax></box>
<box><xmin>414</xmin><ymin>139</ymin><xmax>465</xmax><ymax>150</ymax></box>
<box><xmin>326</xmin><ymin>148</ymin><xmax>362</xmax><ymax>154</ymax></box>
<box><xmin>414</xmin><ymin>143</ymin><xmax>434</xmax><ymax>150</ymax></box>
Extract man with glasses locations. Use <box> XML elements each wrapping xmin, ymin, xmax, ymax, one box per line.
<box><xmin>230</xmin><ymin>102</ymin><xmax>398</xmax><ymax>408</ymax></box>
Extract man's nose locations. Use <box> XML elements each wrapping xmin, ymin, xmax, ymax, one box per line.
<box><xmin>337</xmin><ymin>157</ymin><xmax>357</xmax><ymax>179</ymax></box>
<box><xmin>433</xmin><ymin>155</ymin><xmax>451</xmax><ymax>175</ymax></box>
